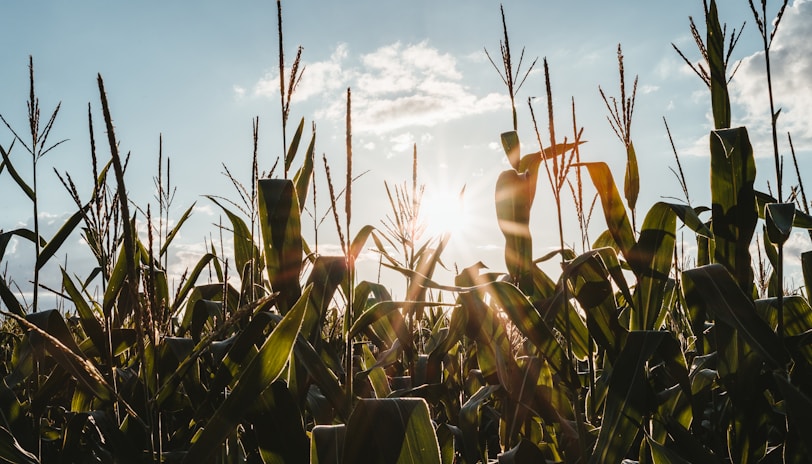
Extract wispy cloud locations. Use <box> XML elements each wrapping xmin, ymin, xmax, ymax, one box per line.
<box><xmin>730</xmin><ymin>0</ymin><xmax>812</xmax><ymax>149</ymax></box>
<box><xmin>246</xmin><ymin>41</ymin><xmax>508</xmax><ymax>135</ymax></box>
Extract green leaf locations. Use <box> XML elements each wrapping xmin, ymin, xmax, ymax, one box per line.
<box><xmin>646</xmin><ymin>434</ymin><xmax>691</xmax><ymax>464</ymax></box>
<box><xmin>17</xmin><ymin>310</ymin><xmax>114</xmax><ymax>402</ymax></box>
<box><xmin>293</xmin><ymin>129</ymin><xmax>316</xmax><ymax>212</ymax></box>
<box><xmin>0</xmin><ymin>425</ymin><xmax>38</xmax><ymax>464</ymax></box>
<box><xmin>61</xmin><ymin>269</ymin><xmax>107</xmax><ymax>355</ymax></box>
<box><xmin>169</xmin><ymin>253</ymin><xmax>216</xmax><ymax>316</ymax></box>
<box><xmin>0</xmin><ymin>278</ymin><xmax>25</xmax><ymax>317</ymax></box>
<box><xmin>310</xmin><ymin>424</ymin><xmax>345</xmax><ymax>464</ymax></box>
<box><xmin>803</xmin><ymin>251</ymin><xmax>812</xmax><ymax>302</ymax></box>
<box><xmin>668</xmin><ymin>204</ymin><xmax>713</xmax><ymax>238</ymax></box>
<box><xmin>773</xmin><ymin>373</ymin><xmax>812</xmax><ymax>447</ymax></box>
<box><xmin>682</xmin><ymin>264</ymin><xmax>790</xmax><ymax>368</ymax></box>
<box><xmin>706</xmin><ymin>0</ymin><xmax>730</xmax><ymax>129</ymax></box>
<box><xmin>183</xmin><ymin>285</ymin><xmax>310</xmax><ymax>463</ymax></box>
<box><xmin>459</xmin><ymin>385</ymin><xmax>500</xmax><ymax>463</ymax></box>
<box><xmin>590</xmin><ymin>331</ymin><xmax>672</xmax><ymax>464</ymax></box>
<box><xmin>349</xmin><ymin>224</ymin><xmax>376</xmax><ymax>263</ymax></box>
<box><xmin>36</xmin><ymin>207</ymin><xmax>88</xmax><ymax>271</ymax></box>
<box><xmin>624</xmin><ymin>141</ymin><xmax>639</xmax><ymax>214</ymax></box>
<box><xmin>292</xmin><ymin>335</ymin><xmax>351</xmax><ymax>421</ymax></box>
<box><xmin>159</xmin><ymin>202</ymin><xmax>196</xmax><ymax>257</ymax></box>
<box><xmin>765</xmin><ymin>202</ymin><xmax>795</xmax><ymax>246</ymax></box>
<box><xmin>483</xmin><ymin>281</ymin><xmax>575</xmax><ymax>386</ymax></box>
<box><xmin>562</xmin><ymin>251</ymin><xmax>627</xmax><ymax>360</ymax></box>
<box><xmin>342</xmin><ymin>398</ymin><xmax>442</xmax><ymax>464</ymax></box>
<box><xmin>361</xmin><ymin>343</ymin><xmax>391</xmax><ymax>399</ymax></box>
<box><xmin>495</xmin><ymin>166</ymin><xmax>535</xmax><ymax>291</ymax></box>
<box><xmin>0</xmin><ymin>144</ymin><xmax>34</xmax><ymax>202</ymax></box>
<box><xmin>578</xmin><ymin>162</ymin><xmax>635</xmax><ymax>260</ymax></box>
<box><xmin>498</xmin><ymin>439</ymin><xmax>547</xmax><ymax>464</ymax></box>
<box><xmin>755</xmin><ymin>191</ymin><xmax>812</xmax><ymax>228</ymax></box>
<box><xmin>0</xmin><ymin>228</ymin><xmax>40</xmax><ymax>262</ymax></box>
<box><xmin>302</xmin><ymin>255</ymin><xmax>346</xmax><ymax>340</ymax></box>
<box><xmin>207</xmin><ymin>196</ymin><xmax>259</xmax><ymax>284</ymax></box>
<box><xmin>102</xmin><ymin>244</ymin><xmax>138</xmax><ymax>318</ymax></box>
<box><xmin>535</xmin><ymin>266</ymin><xmax>590</xmax><ymax>361</ymax></box>
<box><xmin>253</xmin><ymin>381</ymin><xmax>310</xmax><ymax>464</ymax></box>
<box><xmin>501</xmin><ymin>131</ymin><xmax>521</xmax><ymax>171</ymax></box>
<box><xmin>628</xmin><ymin>202</ymin><xmax>677</xmax><ymax>330</ymax></box>
<box><xmin>350</xmin><ymin>301</ymin><xmax>453</xmax><ymax>340</ymax></box>
<box><xmin>285</xmin><ymin>117</ymin><xmax>305</xmax><ymax>175</ymax></box>
<box><xmin>709</xmin><ymin>127</ymin><xmax>757</xmax><ymax>294</ymax></box>
<box><xmin>258</xmin><ymin>178</ymin><xmax>303</xmax><ymax>314</ymax></box>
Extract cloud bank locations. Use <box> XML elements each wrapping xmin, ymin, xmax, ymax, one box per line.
<box><xmin>731</xmin><ymin>0</ymin><xmax>812</xmax><ymax>149</ymax></box>
<box><xmin>250</xmin><ymin>41</ymin><xmax>507</xmax><ymax>134</ymax></box>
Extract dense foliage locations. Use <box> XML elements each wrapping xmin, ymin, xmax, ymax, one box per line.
<box><xmin>1</xmin><ymin>1</ymin><xmax>810</xmax><ymax>462</ymax></box>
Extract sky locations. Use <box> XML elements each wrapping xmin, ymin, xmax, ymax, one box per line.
<box><xmin>1</xmin><ymin>0</ymin><xmax>811</xmax><ymax>307</ymax></box>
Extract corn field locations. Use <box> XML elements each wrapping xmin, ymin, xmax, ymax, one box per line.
<box><xmin>0</xmin><ymin>1</ymin><xmax>811</xmax><ymax>463</ymax></box>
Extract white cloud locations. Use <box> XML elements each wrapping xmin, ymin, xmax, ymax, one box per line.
<box><xmin>253</xmin><ymin>43</ymin><xmax>350</xmax><ymax>101</ymax></box>
<box><xmin>193</xmin><ymin>203</ymin><xmax>216</xmax><ymax>217</ymax></box>
<box><xmin>248</xmin><ymin>41</ymin><xmax>508</xmax><ymax>135</ymax></box>
<box><xmin>730</xmin><ymin>0</ymin><xmax>812</xmax><ymax>148</ymax></box>
<box><xmin>640</xmin><ymin>84</ymin><xmax>659</xmax><ymax>94</ymax></box>
<box><xmin>233</xmin><ymin>85</ymin><xmax>246</xmax><ymax>98</ymax></box>
<box><xmin>389</xmin><ymin>133</ymin><xmax>415</xmax><ymax>153</ymax></box>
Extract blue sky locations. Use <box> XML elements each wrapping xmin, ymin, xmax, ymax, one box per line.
<box><xmin>1</xmin><ymin>0</ymin><xmax>810</xmax><ymax>303</ymax></box>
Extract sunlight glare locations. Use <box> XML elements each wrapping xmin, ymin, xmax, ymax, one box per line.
<box><xmin>420</xmin><ymin>185</ymin><xmax>470</xmax><ymax>239</ymax></box>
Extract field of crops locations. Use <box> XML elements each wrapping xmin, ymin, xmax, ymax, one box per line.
<box><xmin>1</xmin><ymin>1</ymin><xmax>810</xmax><ymax>462</ymax></box>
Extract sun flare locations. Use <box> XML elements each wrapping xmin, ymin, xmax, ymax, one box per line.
<box><xmin>419</xmin><ymin>186</ymin><xmax>470</xmax><ymax>239</ymax></box>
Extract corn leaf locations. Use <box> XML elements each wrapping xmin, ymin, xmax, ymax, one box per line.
<box><xmin>765</xmin><ymin>202</ymin><xmax>795</xmax><ymax>246</ymax></box>
<box><xmin>498</xmin><ymin>439</ymin><xmax>547</xmax><ymax>463</ymax></box>
<box><xmin>16</xmin><ymin>310</ymin><xmax>113</xmax><ymax>402</ymax></box>
<box><xmin>0</xmin><ymin>425</ymin><xmax>38</xmax><ymax>464</ymax></box>
<box><xmin>590</xmin><ymin>331</ymin><xmax>671</xmax><ymax>464</ymax></box>
<box><xmin>624</xmin><ymin>141</ymin><xmax>639</xmax><ymax>214</ymax></box>
<box><xmin>303</xmin><ymin>255</ymin><xmax>346</xmax><ymax>339</ymax></box>
<box><xmin>159</xmin><ymin>202</ymin><xmax>196</xmax><ymax>257</ymax></box>
<box><xmin>563</xmin><ymin>252</ymin><xmax>627</xmax><ymax>360</ymax></box>
<box><xmin>706</xmin><ymin>0</ymin><xmax>730</xmax><ymax>129</ymax></box>
<box><xmin>501</xmin><ymin>130</ymin><xmax>521</xmax><ymax>171</ymax></box>
<box><xmin>61</xmin><ymin>269</ymin><xmax>107</xmax><ymax>355</ymax></box>
<box><xmin>0</xmin><ymin>278</ymin><xmax>25</xmax><ymax>318</ymax></box>
<box><xmin>342</xmin><ymin>398</ymin><xmax>442</xmax><ymax>464</ymax></box>
<box><xmin>350</xmin><ymin>301</ymin><xmax>453</xmax><ymax>340</ymax></box>
<box><xmin>183</xmin><ymin>285</ymin><xmax>310</xmax><ymax>463</ymax></box>
<box><xmin>803</xmin><ymin>251</ymin><xmax>812</xmax><ymax>301</ymax></box>
<box><xmin>206</xmin><ymin>196</ymin><xmax>259</xmax><ymax>283</ymax></box>
<box><xmin>0</xmin><ymin>228</ymin><xmax>40</xmax><ymax>262</ymax></box>
<box><xmin>258</xmin><ymin>178</ymin><xmax>303</xmax><ymax>314</ymax></box>
<box><xmin>578</xmin><ymin>162</ymin><xmax>635</xmax><ymax>261</ymax></box>
<box><xmin>646</xmin><ymin>434</ymin><xmax>692</xmax><ymax>464</ymax></box>
<box><xmin>628</xmin><ymin>202</ymin><xmax>677</xmax><ymax>330</ymax></box>
<box><xmin>310</xmin><ymin>424</ymin><xmax>345</xmax><ymax>464</ymax></box>
<box><xmin>284</xmin><ymin>117</ymin><xmax>305</xmax><ymax>175</ymax></box>
<box><xmin>754</xmin><ymin>191</ymin><xmax>812</xmax><ymax>228</ymax></box>
<box><xmin>0</xmin><ymin>145</ymin><xmax>34</xmax><ymax>202</ymax></box>
<box><xmin>459</xmin><ymin>385</ymin><xmax>500</xmax><ymax>463</ymax></box>
<box><xmin>682</xmin><ymin>264</ymin><xmax>790</xmax><ymax>368</ymax></box>
<box><xmin>293</xmin><ymin>129</ymin><xmax>316</xmax><ymax>213</ymax></box>
<box><xmin>169</xmin><ymin>252</ymin><xmax>216</xmax><ymax>316</ymax></box>
<box><xmin>483</xmin><ymin>281</ymin><xmax>575</xmax><ymax>386</ymax></box>
<box><xmin>253</xmin><ymin>381</ymin><xmax>310</xmax><ymax>464</ymax></box>
<box><xmin>534</xmin><ymin>265</ymin><xmax>590</xmax><ymax>360</ymax></box>
<box><xmin>709</xmin><ymin>127</ymin><xmax>757</xmax><ymax>294</ymax></box>
<box><xmin>495</xmin><ymin>168</ymin><xmax>534</xmax><ymax>291</ymax></box>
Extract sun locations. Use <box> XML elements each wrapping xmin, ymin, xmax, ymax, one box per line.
<box><xmin>419</xmin><ymin>185</ymin><xmax>470</xmax><ymax>239</ymax></box>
